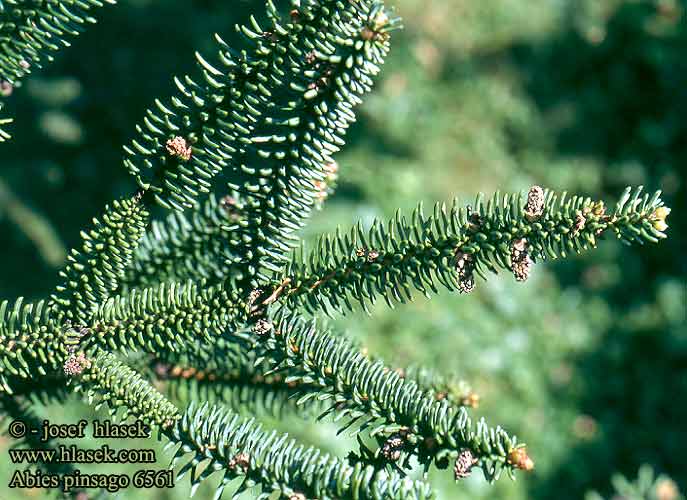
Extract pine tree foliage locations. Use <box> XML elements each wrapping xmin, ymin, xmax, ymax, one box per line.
<box><xmin>50</xmin><ymin>195</ymin><xmax>149</xmax><ymax>324</ymax></box>
<box><xmin>0</xmin><ymin>0</ymin><xmax>674</xmax><ymax>498</ymax></box>
<box><xmin>124</xmin><ymin>0</ymin><xmax>397</xmax><ymax>291</ymax></box>
<box><xmin>252</xmin><ymin>312</ymin><xmax>523</xmax><ymax>481</ymax></box>
<box><xmin>0</xmin><ymin>0</ymin><xmax>115</xmax><ymax>85</ymax></box>
<box><xmin>77</xmin><ymin>350</ymin><xmax>180</xmax><ymax>428</ymax></box>
<box><xmin>123</xmin><ymin>193</ymin><xmax>243</xmax><ymax>289</ymax></box>
<box><xmin>278</xmin><ymin>186</ymin><xmax>669</xmax><ymax>315</ymax></box>
<box><xmin>79</xmin><ymin>351</ymin><xmax>435</xmax><ymax>499</ymax></box>
<box><xmin>171</xmin><ymin>403</ymin><xmax>434</xmax><ymax>500</ymax></box>
<box><xmin>0</xmin><ymin>297</ymin><xmax>63</xmax><ymax>392</ymax></box>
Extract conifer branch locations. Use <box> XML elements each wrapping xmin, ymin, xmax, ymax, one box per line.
<box><xmin>123</xmin><ymin>193</ymin><xmax>245</xmax><ymax>289</ymax></box>
<box><xmin>76</xmin><ymin>350</ymin><xmax>180</xmax><ymax>428</ymax></box>
<box><xmin>159</xmin><ymin>359</ymin><xmax>315</xmax><ymax>419</ymax></box>
<box><xmin>277</xmin><ymin>186</ymin><xmax>669</xmax><ymax>314</ymax></box>
<box><xmin>0</xmin><ymin>0</ymin><xmax>675</xmax><ymax>496</ymax></box>
<box><xmin>0</xmin><ymin>0</ymin><xmax>116</xmax><ymax>135</ymax></box>
<box><xmin>254</xmin><ymin>312</ymin><xmax>528</xmax><ymax>482</ymax></box>
<box><xmin>124</xmin><ymin>0</ymin><xmax>397</xmax><ymax>293</ymax></box>
<box><xmin>86</xmin><ymin>279</ymin><xmax>243</xmax><ymax>356</ymax></box>
<box><xmin>0</xmin><ymin>0</ymin><xmax>116</xmax><ymax>86</ymax></box>
<box><xmin>78</xmin><ymin>352</ymin><xmax>435</xmax><ymax>499</ymax></box>
<box><xmin>0</xmin><ymin>297</ymin><xmax>65</xmax><ymax>392</ymax></box>
<box><xmin>50</xmin><ymin>195</ymin><xmax>149</xmax><ymax>324</ymax></box>
<box><xmin>171</xmin><ymin>402</ymin><xmax>435</xmax><ymax>500</ymax></box>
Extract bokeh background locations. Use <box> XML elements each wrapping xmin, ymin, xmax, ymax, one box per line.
<box><xmin>0</xmin><ymin>0</ymin><xmax>685</xmax><ymax>498</ymax></box>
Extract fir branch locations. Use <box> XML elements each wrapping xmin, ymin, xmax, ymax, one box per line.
<box><xmin>124</xmin><ymin>0</ymin><xmax>397</xmax><ymax>293</ymax></box>
<box><xmin>221</xmin><ymin>1</ymin><xmax>396</xmax><ymax>291</ymax></box>
<box><xmin>159</xmin><ymin>359</ymin><xmax>315</xmax><ymax>419</ymax></box>
<box><xmin>0</xmin><ymin>0</ymin><xmax>116</xmax><ymax>86</ymax></box>
<box><xmin>171</xmin><ymin>402</ymin><xmax>435</xmax><ymax>500</ymax></box>
<box><xmin>78</xmin><ymin>352</ymin><xmax>434</xmax><ymax>499</ymax></box>
<box><xmin>276</xmin><ymin>186</ymin><xmax>670</xmax><ymax>314</ymax></box>
<box><xmin>254</xmin><ymin>312</ymin><xmax>528</xmax><ymax>482</ymax></box>
<box><xmin>76</xmin><ymin>350</ymin><xmax>180</xmax><ymax>428</ymax></box>
<box><xmin>86</xmin><ymin>279</ymin><xmax>243</xmax><ymax>355</ymax></box>
<box><xmin>50</xmin><ymin>195</ymin><xmax>149</xmax><ymax>324</ymax></box>
<box><xmin>0</xmin><ymin>297</ymin><xmax>65</xmax><ymax>393</ymax></box>
<box><xmin>123</xmin><ymin>193</ymin><xmax>244</xmax><ymax>289</ymax></box>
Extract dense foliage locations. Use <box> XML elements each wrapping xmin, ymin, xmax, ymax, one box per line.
<box><xmin>0</xmin><ymin>0</ymin><xmax>684</xmax><ymax>499</ymax></box>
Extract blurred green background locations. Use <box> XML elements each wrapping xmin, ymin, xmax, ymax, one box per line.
<box><xmin>0</xmin><ymin>0</ymin><xmax>685</xmax><ymax>498</ymax></box>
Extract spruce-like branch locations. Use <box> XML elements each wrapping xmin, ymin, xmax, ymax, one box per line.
<box><xmin>50</xmin><ymin>195</ymin><xmax>149</xmax><ymax>324</ymax></box>
<box><xmin>161</xmin><ymin>361</ymin><xmax>311</xmax><ymax>419</ymax></box>
<box><xmin>86</xmin><ymin>279</ymin><xmax>243</xmax><ymax>355</ymax></box>
<box><xmin>78</xmin><ymin>351</ymin><xmax>434</xmax><ymax>499</ymax></box>
<box><xmin>276</xmin><ymin>186</ymin><xmax>669</xmax><ymax>314</ymax></box>
<box><xmin>253</xmin><ymin>312</ymin><xmax>529</xmax><ymax>482</ymax></box>
<box><xmin>0</xmin><ymin>0</ymin><xmax>675</xmax><ymax>495</ymax></box>
<box><xmin>0</xmin><ymin>297</ymin><xmax>64</xmax><ymax>392</ymax></box>
<box><xmin>0</xmin><ymin>0</ymin><xmax>116</xmax><ymax>86</ymax></box>
<box><xmin>76</xmin><ymin>350</ymin><xmax>180</xmax><ymax>428</ymax></box>
<box><xmin>124</xmin><ymin>0</ymin><xmax>398</xmax><ymax>293</ymax></box>
<box><xmin>171</xmin><ymin>402</ymin><xmax>435</xmax><ymax>500</ymax></box>
<box><xmin>0</xmin><ymin>0</ymin><xmax>116</xmax><ymax>136</ymax></box>
<box><xmin>123</xmin><ymin>193</ymin><xmax>244</xmax><ymax>289</ymax></box>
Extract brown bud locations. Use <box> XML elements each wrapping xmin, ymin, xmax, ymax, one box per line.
<box><xmin>511</xmin><ymin>239</ymin><xmax>532</xmax><ymax>282</ymax></box>
<box><xmin>361</xmin><ymin>27</ymin><xmax>376</xmax><ymax>41</ymax></box>
<box><xmin>228</xmin><ymin>452</ymin><xmax>250</xmax><ymax>472</ymax></box>
<box><xmin>454</xmin><ymin>449</ymin><xmax>478</xmax><ymax>480</ymax></box>
<box><xmin>461</xmin><ymin>392</ymin><xmax>480</xmax><ymax>409</ymax></box>
<box><xmin>524</xmin><ymin>185</ymin><xmax>545</xmax><ymax>220</ymax></box>
<box><xmin>0</xmin><ymin>81</ymin><xmax>12</xmax><ymax>97</ymax></box>
<box><xmin>253</xmin><ymin>319</ymin><xmax>273</xmax><ymax>337</ymax></box>
<box><xmin>381</xmin><ymin>433</ymin><xmax>405</xmax><ymax>462</ymax></box>
<box><xmin>165</xmin><ymin>136</ymin><xmax>192</xmax><ymax>161</ymax></box>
